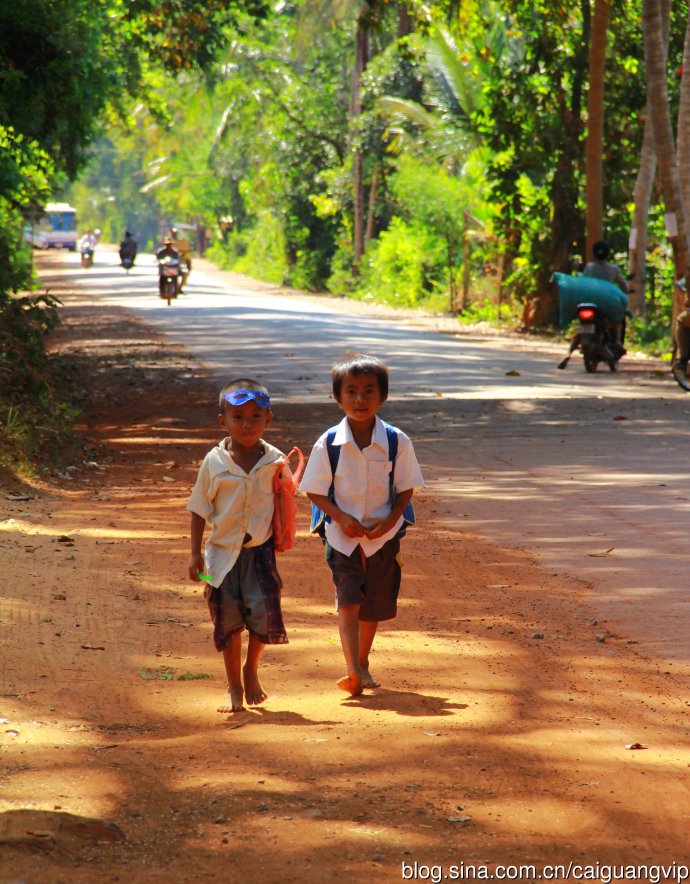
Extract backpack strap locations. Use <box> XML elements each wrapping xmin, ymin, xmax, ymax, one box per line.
<box><xmin>381</xmin><ymin>421</ymin><xmax>415</xmax><ymax>533</ymax></box>
<box><xmin>309</xmin><ymin>428</ymin><xmax>339</xmax><ymax>534</ymax></box>
<box><xmin>310</xmin><ymin>421</ymin><xmax>415</xmax><ymax>536</ymax></box>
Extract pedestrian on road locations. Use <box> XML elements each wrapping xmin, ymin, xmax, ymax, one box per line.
<box><xmin>300</xmin><ymin>354</ymin><xmax>424</xmax><ymax>697</ymax></box>
<box><xmin>187</xmin><ymin>379</ymin><xmax>290</xmax><ymax>714</ymax></box>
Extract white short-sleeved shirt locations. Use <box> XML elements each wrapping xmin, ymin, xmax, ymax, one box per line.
<box><xmin>187</xmin><ymin>438</ymin><xmax>286</xmax><ymax>586</ymax></box>
<box><xmin>300</xmin><ymin>416</ymin><xmax>424</xmax><ymax>557</ymax></box>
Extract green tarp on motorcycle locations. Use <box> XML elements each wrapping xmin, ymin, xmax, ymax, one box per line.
<box><xmin>553</xmin><ymin>272</ymin><xmax>629</xmax><ymax>329</ymax></box>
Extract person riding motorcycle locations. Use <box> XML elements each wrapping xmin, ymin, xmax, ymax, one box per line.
<box><xmin>169</xmin><ymin>226</ymin><xmax>191</xmax><ymax>286</ymax></box>
<box><xmin>169</xmin><ymin>227</ymin><xmax>191</xmax><ymax>267</ymax></box>
<box><xmin>582</xmin><ymin>240</ymin><xmax>628</xmax><ymax>358</ymax></box>
<box><xmin>118</xmin><ymin>231</ymin><xmax>137</xmax><ymax>264</ymax></box>
<box><xmin>156</xmin><ymin>238</ymin><xmax>180</xmax><ymax>294</ymax></box>
<box><xmin>79</xmin><ymin>229</ymin><xmax>96</xmax><ymax>252</ymax></box>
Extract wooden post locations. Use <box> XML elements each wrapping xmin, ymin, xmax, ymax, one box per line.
<box><xmin>462</xmin><ymin>210</ymin><xmax>470</xmax><ymax>310</ymax></box>
<box><xmin>496</xmin><ymin>251</ymin><xmax>505</xmax><ymax>308</ymax></box>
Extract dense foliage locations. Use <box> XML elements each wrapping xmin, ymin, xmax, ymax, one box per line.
<box><xmin>63</xmin><ymin>0</ymin><xmax>684</xmax><ymax>343</ymax></box>
<box><xmin>0</xmin><ymin>0</ymin><xmax>268</xmax><ymax>472</ymax></box>
<box><xmin>4</xmin><ymin>1</ymin><xmax>690</xmax><ymax>362</ymax></box>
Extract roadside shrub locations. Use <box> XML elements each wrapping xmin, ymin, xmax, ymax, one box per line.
<box><xmin>455</xmin><ymin>297</ymin><xmax>520</xmax><ymax>326</ymax></box>
<box><xmin>355</xmin><ymin>218</ymin><xmax>446</xmax><ymax>307</ymax></box>
<box><xmin>0</xmin><ymin>288</ymin><xmax>84</xmax><ymax>474</ymax></box>
<box><xmin>232</xmin><ymin>213</ymin><xmax>288</xmax><ymax>285</ymax></box>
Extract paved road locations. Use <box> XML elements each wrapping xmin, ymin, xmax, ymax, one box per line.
<box><xmin>61</xmin><ymin>247</ymin><xmax>674</xmax><ymax>402</ymax></box>
<box><xmin>53</xmin><ymin>248</ymin><xmax>690</xmax><ymax>665</ymax></box>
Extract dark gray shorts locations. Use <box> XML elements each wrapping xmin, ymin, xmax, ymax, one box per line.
<box><xmin>325</xmin><ymin>536</ymin><xmax>401</xmax><ymax>622</ymax></box>
<box><xmin>206</xmin><ymin>541</ymin><xmax>287</xmax><ymax>649</ymax></box>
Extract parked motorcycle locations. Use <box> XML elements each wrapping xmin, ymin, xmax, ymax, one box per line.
<box><xmin>557</xmin><ymin>303</ymin><xmax>622</xmax><ymax>373</ymax></box>
<box><xmin>158</xmin><ymin>254</ymin><xmax>181</xmax><ymax>305</ymax></box>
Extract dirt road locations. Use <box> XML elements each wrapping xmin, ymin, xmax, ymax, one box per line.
<box><xmin>1</xmin><ymin>255</ymin><xmax>689</xmax><ymax>883</ymax></box>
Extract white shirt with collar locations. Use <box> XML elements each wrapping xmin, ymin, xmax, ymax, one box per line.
<box><xmin>187</xmin><ymin>438</ymin><xmax>286</xmax><ymax>586</ymax></box>
<box><xmin>300</xmin><ymin>415</ymin><xmax>424</xmax><ymax>558</ymax></box>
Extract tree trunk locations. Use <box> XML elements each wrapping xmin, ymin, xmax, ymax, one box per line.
<box><xmin>462</xmin><ymin>210</ymin><xmax>470</xmax><ymax>310</ymax></box>
<box><xmin>676</xmin><ymin>7</ymin><xmax>690</xmax><ymax>227</ymax></box>
<box><xmin>643</xmin><ymin>0</ymin><xmax>689</xmax><ymax>323</ymax></box>
<box><xmin>628</xmin><ymin>0</ymin><xmax>669</xmax><ymax>315</ymax></box>
<box><xmin>628</xmin><ymin>106</ymin><xmax>656</xmax><ymax>315</ymax></box>
<box><xmin>351</xmin><ymin>8</ymin><xmax>370</xmax><ymax>272</ymax></box>
<box><xmin>397</xmin><ymin>1</ymin><xmax>412</xmax><ymax>38</ymax></box>
<box><xmin>365</xmin><ymin>161</ymin><xmax>379</xmax><ymax>245</ymax></box>
<box><xmin>585</xmin><ymin>0</ymin><xmax>610</xmax><ymax>259</ymax></box>
<box><xmin>521</xmin><ymin>0</ymin><xmax>588</xmax><ymax>328</ymax></box>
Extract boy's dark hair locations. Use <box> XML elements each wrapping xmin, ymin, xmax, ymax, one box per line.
<box><xmin>218</xmin><ymin>378</ymin><xmax>269</xmax><ymax>411</ymax></box>
<box><xmin>332</xmin><ymin>354</ymin><xmax>389</xmax><ymax>400</ymax></box>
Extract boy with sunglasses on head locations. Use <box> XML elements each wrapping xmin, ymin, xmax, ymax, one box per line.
<box><xmin>300</xmin><ymin>355</ymin><xmax>424</xmax><ymax>697</ymax></box>
<box><xmin>187</xmin><ymin>379</ymin><xmax>290</xmax><ymax>713</ymax></box>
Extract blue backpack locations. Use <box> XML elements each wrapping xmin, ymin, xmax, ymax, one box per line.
<box><xmin>309</xmin><ymin>420</ymin><xmax>416</xmax><ymax>538</ymax></box>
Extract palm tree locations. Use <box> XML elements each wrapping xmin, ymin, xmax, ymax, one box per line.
<box><xmin>643</xmin><ymin>0</ymin><xmax>689</xmax><ymax>323</ymax></box>
<box><xmin>676</xmin><ymin>6</ymin><xmax>690</xmax><ymax>239</ymax></box>
<box><xmin>628</xmin><ymin>0</ymin><xmax>669</xmax><ymax>316</ymax></box>
<box><xmin>584</xmin><ymin>0</ymin><xmax>610</xmax><ymax>260</ymax></box>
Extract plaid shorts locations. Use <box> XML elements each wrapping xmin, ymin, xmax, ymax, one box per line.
<box><xmin>325</xmin><ymin>535</ymin><xmax>401</xmax><ymax>622</ymax></box>
<box><xmin>206</xmin><ymin>539</ymin><xmax>287</xmax><ymax>649</ymax></box>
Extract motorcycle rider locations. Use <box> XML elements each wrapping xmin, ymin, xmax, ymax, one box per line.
<box><xmin>118</xmin><ymin>231</ymin><xmax>137</xmax><ymax>264</ymax></box>
<box><xmin>78</xmin><ymin>229</ymin><xmax>96</xmax><ymax>252</ymax></box>
<box><xmin>156</xmin><ymin>237</ymin><xmax>180</xmax><ymax>295</ymax></box>
<box><xmin>583</xmin><ymin>240</ymin><xmax>628</xmax><ymax>358</ymax></box>
<box><xmin>169</xmin><ymin>226</ymin><xmax>191</xmax><ymax>287</ymax></box>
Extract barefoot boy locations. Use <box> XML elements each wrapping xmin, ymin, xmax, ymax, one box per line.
<box><xmin>187</xmin><ymin>379</ymin><xmax>289</xmax><ymax>713</ymax></box>
<box><xmin>300</xmin><ymin>355</ymin><xmax>424</xmax><ymax>696</ymax></box>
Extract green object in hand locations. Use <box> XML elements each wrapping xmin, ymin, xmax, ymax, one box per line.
<box><xmin>198</xmin><ymin>572</ymin><xmax>213</xmax><ymax>582</ymax></box>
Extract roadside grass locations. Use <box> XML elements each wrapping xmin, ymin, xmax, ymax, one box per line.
<box><xmin>0</xmin><ymin>286</ymin><xmax>86</xmax><ymax>482</ymax></box>
<box><xmin>0</xmin><ymin>356</ymin><xmax>85</xmax><ymax>480</ymax></box>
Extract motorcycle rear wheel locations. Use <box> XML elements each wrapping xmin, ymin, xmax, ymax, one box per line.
<box><xmin>583</xmin><ymin>353</ymin><xmax>599</xmax><ymax>373</ymax></box>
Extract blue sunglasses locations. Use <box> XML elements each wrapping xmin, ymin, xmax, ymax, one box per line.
<box><xmin>223</xmin><ymin>389</ymin><xmax>270</xmax><ymax>408</ymax></box>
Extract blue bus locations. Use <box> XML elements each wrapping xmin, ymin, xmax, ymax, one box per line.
<box><xmin>25</xmin><ymin>203</ymin><xmax>78</xmax><ymax>250</ymax></box>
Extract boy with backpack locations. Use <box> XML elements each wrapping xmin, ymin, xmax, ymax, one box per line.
<box><xmin>300</xmin><ymin>355</ymin><xmax>424</xmax><ymax>697</ymax></box>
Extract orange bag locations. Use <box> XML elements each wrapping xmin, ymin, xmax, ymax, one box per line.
<box><xmin>272</xmin><ymin>447</ymin><xmax>305</xmax><ymax>553</ymax></box>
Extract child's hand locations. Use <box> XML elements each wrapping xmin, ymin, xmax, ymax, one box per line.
<box><xmin>364</xmin><ymin>517</ymin><xmax>395</xmax><ymax>540</ymax></box>
<box><xmin>188</xmin><ymin>553</ymin><xmax>205</xmax><ymax>582</ymax></box>
<box><xmin>338</xmin><ymin>513</ymin><xmax>367</xmax><ymax>538</ymax></box>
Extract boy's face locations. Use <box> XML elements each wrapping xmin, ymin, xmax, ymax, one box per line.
<box><xmin>336</xmin><ymin>371</ymin><xmax>386</xmax><ymax>427</ymax></box>
<box><xmin>218</xmin><ymin>401</ymin><xmax>272</xmax><ymax>450</ymax></box>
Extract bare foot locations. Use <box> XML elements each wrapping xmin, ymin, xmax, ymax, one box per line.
<box><xmin>337</xmin><ymin>672</ymin><xmax>363</xmax><ymax>696</ymax></box>
<box><xmin>360</xmin><ymin>670</ymin><xmax>380</xmax><ymax>689</ymax></box>
<box><xmin>218</xmin><ymin>686</ymin><xmax>245</xmax><ymax>713</ymax></box>
<box><xmin>243</xmin><ymin>666</ymin><xmax>268</xmax><ymax>706</ymax></box>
